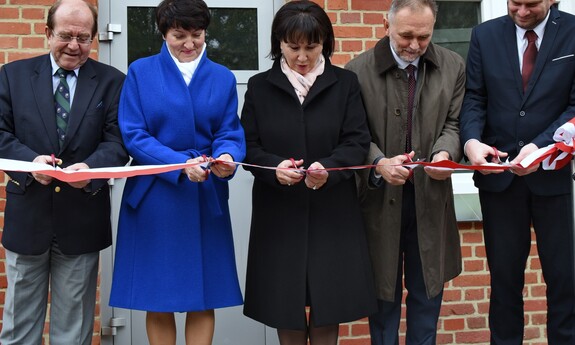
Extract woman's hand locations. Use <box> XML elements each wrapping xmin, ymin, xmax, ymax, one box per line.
<box><xmin>305</xmin><ymin>162</ymin><xmax>328</xmax><ymax>190</ymax></box>
<box><xmin>184</xmin><ymin>156</ymin><xmax>210</xmax><ymax>183</ymax></box>
<box><xmin>277</xmin><ymin>159</ymin><xmax>304</xmax><ymax>186</ymax></box>
<box><xmin>210</xmin><ymin>154</ymin><xmax>236</xmax><ymax>178</ymax></box>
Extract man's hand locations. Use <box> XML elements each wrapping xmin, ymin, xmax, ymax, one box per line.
<box><xmin>465</xmin><ymin>139</ymin><xmax>508</xmax><ymax>175</ymax></box>
<box><xmin>424</xmin><ymin>151</ymin><xmax>453</xmax><ymax>180</ymax></box>
<box><xmin>375</xmin><ymin>151</ymin><xmax>415</xmax><ymax>185</ymax></box>
<box><xmin>509</xmin><ymin>143</ymin><xmax>539</xmax><ymax>176</ymax></box>
<box><xmin>64</xmin><ymin>163</ymin><xmax>91</xmax><ymax>189</ymax></box>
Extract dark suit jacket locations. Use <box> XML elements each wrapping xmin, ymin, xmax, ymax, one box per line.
<box><xmin>0</xmin><ymin>54</ymin><xmax>129</xmax><ymax>255</ymax></box>
<box><xmin>460</xmin><ymin>6</ymin><xmax>575</xmax><ymax>195</ymax></box>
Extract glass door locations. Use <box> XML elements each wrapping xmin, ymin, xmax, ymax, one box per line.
<box><xmin>97</xmin><ymin>1</ymin><xmax>283</xmax><ymax>344</ymax></box>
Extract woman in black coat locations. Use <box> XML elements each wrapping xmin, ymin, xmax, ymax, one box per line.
<box><xmin>240</xmin><ymin>1</ymin><xmax>377</xmax><ymax>344</ymax></box>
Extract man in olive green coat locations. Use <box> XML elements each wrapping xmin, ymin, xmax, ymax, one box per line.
<box><xmin>346</xmin><ymin>0</ymin><xmax>464</xmax><ymax>343</ymax></box>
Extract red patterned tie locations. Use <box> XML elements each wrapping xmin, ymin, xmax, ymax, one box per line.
<box><xmin>522</xmin><ymin>30</ymin><xmax>538</xmax><ymax>92</ymax></box>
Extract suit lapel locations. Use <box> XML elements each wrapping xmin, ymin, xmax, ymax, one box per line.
<box><xmin>523</xmin><ymin>8</ymin><xmax>560</xmax><ymax>101</ymax></box>
<box><xmin>63</xmin><ymin>59</ymin><xmax>96</xmax><ymax>152</ymax></box>
<box><xmin>31</xmin><ymin>56</ymin><xmax>60</xmax><ymax>153</ymax></box>
<box><xmin>503</xmin><ymin>18</ymin><xmax>524</xmax><ymax>95</ymax></box>
<box><xmin>302</xmin><ymin>61</ymin><xmax>337</xmax><ymax>108</ymax></box>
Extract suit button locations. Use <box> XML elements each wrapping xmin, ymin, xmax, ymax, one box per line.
<box><xmin>55</xmin><ymin>186</ymin><xmax>61</xmax><ymax>193</ymax></box>
<box><xmin>394</xmin><ymin>108</ymin><xmax>401</xmax><ymax>116</ymax></box>
<box><xmin>519</xmin><ymin>111</ymin><xmax>526</xmax><ymax>116</ymax></box>
<box><xmin>518</xmin><ymin>141</ymin><xmax>524</xmax><ymax>147</ymax></box>
<box><xmin>389</xmin><ymin>198</ymin><xmax>396</xmax><ymax>205</ymax></box>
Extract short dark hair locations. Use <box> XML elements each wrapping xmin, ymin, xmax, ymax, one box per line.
<box><xmin>47</xmin><ymin>0</ymin><xmax>98</xmax><ymax>38</ymax></box>
<box><xmin>269</xmin><ymin>0</ymin><xmax>334</xmax><ymax>60</ymax></box>
<box><xmin>155</xmin><ymin>0</ymin><xmax>211</xmax><ymax>36</ymax></box>
<box><xmin>388</xmin><ymin>0</ymin><xmax>438</xmax><ymax>23</ymax></box>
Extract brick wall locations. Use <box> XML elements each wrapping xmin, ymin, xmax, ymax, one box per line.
<box><xmin>0</xmin><ymin>0</ymin><xmax>549</xmax><ymax>344</ymax></box>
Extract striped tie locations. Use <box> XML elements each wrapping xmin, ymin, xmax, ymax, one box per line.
<box><xmin>54</xmin><ymin>68</ymin><xmax>71</xmax><ymax>148</ymax></box>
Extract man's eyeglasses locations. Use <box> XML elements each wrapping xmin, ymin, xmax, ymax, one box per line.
<box><xmin>53</xmin><ymin>32</ymin><xmax>93</xmax><ymax>45</ymax></box>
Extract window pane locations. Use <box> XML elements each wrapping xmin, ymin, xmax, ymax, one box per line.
<box><xmin>433</xmin><ymin>1</ymin><xmax>480</xmax><ymax>60</ymax></box>
<box><xmin>127</xmin><ymin>7</ymin><xmax>258</xmax><ymax>70</ymax></box>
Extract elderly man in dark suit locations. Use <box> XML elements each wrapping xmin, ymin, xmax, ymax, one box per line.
<box><xmin>0</xmin><ymin>0</ymin><xmax>128</xmax><ymax>344</ymax></box>
<box><xmin>460</xmin><ymin>0</ymin><xmax>575</xmax><ymax>343</ymax></box>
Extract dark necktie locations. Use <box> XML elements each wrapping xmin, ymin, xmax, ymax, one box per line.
<box><xmin>54</xmin><ymin>68</ymin><xmax>71</xmax><ymax>148</ymax></box>
<box><xmin>522</xmin><ymin>30</ymin><xmax>538</xmax><ymax>92</ymax></box>
<box><xmin>406</xmin><ymin>64</ymin><xmax>416</xmax><ymax>183</ymax></box>
<box><xmin>405</xmin><ymin>64</ymin><xmax>416</xmax><ymax>153</ymax></box>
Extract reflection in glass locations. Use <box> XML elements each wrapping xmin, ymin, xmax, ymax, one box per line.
<box><xmin>127</xmin><ymin>7</ymin><xmax>258</xmax><ymax>70</ymax></box>
<box><xmin>433</xmin><ymin>1</ymin><xmax>480</xmax><ymax>60</ymax></box>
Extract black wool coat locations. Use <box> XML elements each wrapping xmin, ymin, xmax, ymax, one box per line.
<box><xmin>241</xmin><ymin>59</ymin><xmax>377</xmax><ymax>330</ymax></box>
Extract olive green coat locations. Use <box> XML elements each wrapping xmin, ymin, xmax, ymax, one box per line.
<box><xmin>346</xmin><ymin>37</ymin><xmax>464</xmax><ymax>301</ymax></box>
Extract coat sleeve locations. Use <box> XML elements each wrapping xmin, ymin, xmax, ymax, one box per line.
<box><xmin>210</xmin><ymin>72</ymin><xmax>246</xmax><ymax>165</ymax></box>
<box><xmin>460</xmin><ymin>27</ymin><xmax>488</xmax><ymax>150</ymax></box>
<box><xmin>317</xmin><ymin>72</ymin><xmax>371</xmax><ymax>188</ymax></box>
<box><xmin>118</xmin><ymin>62</ymin><xmax>191</xmax><ymax>185</ymax></box>
<box><xmin>240</xmin><ymin>77</ymin><xmax>287</xmax><ymax>186</ymax></box>
<box><xmin>431</xmin><ymin>54</ymin><xmax>465</xmax><ymax>163</ymax></box>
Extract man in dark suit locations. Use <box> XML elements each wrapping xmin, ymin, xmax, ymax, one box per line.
<box><xmin>0</xmin><ymin>0</ymin><xmax>128</xmax><ymax>343</ymax></box>
<box><xmin>460</xmin><ymin>0</ymin><xmax>575</xmax><ymax>343</ymax></box>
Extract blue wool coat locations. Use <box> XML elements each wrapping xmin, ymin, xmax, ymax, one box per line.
<box><xmin>109</xmin><ymin>43</ymin><xmax>246</xmax><ymax>312</ymax></box>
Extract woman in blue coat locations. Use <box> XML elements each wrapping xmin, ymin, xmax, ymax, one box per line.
<box><xmin>109</xmin><ymin>1</ymin><xmax>245</xmax><ymax>344</ymax></box>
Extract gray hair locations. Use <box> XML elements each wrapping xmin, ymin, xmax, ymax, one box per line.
<box><xmin>388</xmin><ymin>0</ymin><xmax>438</xmax><ymax>23</ymax></box>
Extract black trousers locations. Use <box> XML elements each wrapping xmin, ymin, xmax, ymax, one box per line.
<box><xmin>480</xmin><ymin>176</ymin><xmax>575</xmax><ymax>345</ymax></box>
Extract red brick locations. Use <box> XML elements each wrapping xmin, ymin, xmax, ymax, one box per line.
<box><xmin>351</xmin><ymin>0</ymin><xmax>391</xmax><ymax>11</ymax></box>
<box><xmin>364</xmin><ymin>40</ymin><xmax>378</xmax><ymax>50</ymax></box>
<box><xmin>334</xmin><ymin>26</ymin><xmax>373</xmax><ymax>38</ymax></box>
<box><xmin>375</xmin><ymin>26</ymin><xmax>387</xmax><ymax>38</ymax></box>
<box><xmin>33</xmin><ymin>23</ymin><xmax>47</xmax><ymax>34</ymax></box>
<box><xmin>524</xmin><ymin>327</ymin><xmax>541</xmax><ymax>340</ymax></box>
<box><xmin>351</xmin><ymin>321</ymin><xmax>370</xmax><ymax>336</ymax></box>
<box><xmin>11</xmin><ymin>0</ymin><xmax>54</xmax><ymax>5</ymax></box>
<box><xmin>341</xmin><ymin>12</ymin><xmax>361</xmax><ymax>24</ymax></box>
<box><xmin>529</xmin><ymin>257</ymin><xmax>541</xmax><ymax>269</ymax></box>
<box><xmin>464</xmin><ymin>259</ymin><xmax>485</xmax><ymax>271</ymax></box>
<box><xmin>440</xmin><ymin>303</ymin><xmax>475</xmax><ymax>316</ymax></box>
<box><xmin>363</xmin><ymin>13</ymin><xmax>384</xmax><ymax>25</ymax></box>
<box><xmin>331</xmin><ymin>53</ymin><xmax>351</xmax><ymax>67</ymax></box>
<box><xmin>0</xmin><ymin>22</ymin><xmax>32</xmax><ymax>35</ymax></box>
<box><xmin>464</xmin><ymin>288</ymin><xmax>486</xmax><ymax>301</ymax></box>
<box><xmin>327</xmin><ymin>11</ymin><xmax>337</xmax><ymax>24</ymax></box>
<box><xmin>442</xmin><ymin>288</ymin><xmax>461</xmax><ymax>302</ymax></box>
<box><xmin>338</xmin><ymin>338</ymin><xmax>371</xmax><ymax>345</ymax></box>
<box><xmin>452</xmin><ymin>274</ymin><xmax>490</xmax><ymax>287</ymax></box>
<box><xmin>443</xmin><ymin>318</ymin><xmax>465</xmax><ymax>331</ymax></box>
<box><xmin>455</xmin><ymin>330</ymin><xmax>490</xmax><ymax>343</ymax></box>
<box><xmin>467</xmin><ymin>316</ymin><xmax>487</xmax><ymax>329</ymax></box>
<box><xmin>525</xmin><ymin>299</ymin><xmax>547</xmax><ymax>312</ymax></box>
<box><xmin>341</xmin><ymin>40</ymin><xmax>363</xmax><ymax>52</ymax></box>
<box><xmin>531</xmin><ymin>313</ymin><xmax>547</xmax><ymax>325</ymax></box>
<box><xmin>22</xmin><ymin>36</ymin><xmax>46</xmax><ymax>49</ymax></box>
<box><xmin>474</xmin><ymin>245</ymin><xmax>487</xmax><ymax>257</ymax></box>
<box><xmin>7</xmin><ymin>51</ymin><xmax>44</xmax><ymax>62</ymax></box>
<box><xmin>436</xmin><ymin>333</ymin><xmax>454</xmax><ymax>344</ymax></box>
<box><xmin>0</xmin><ymin>8</ymin><xmax>19</xmax><ymax>19</ymax></box>
<box><xmin>462</xmin><ymin>231</ymin><xmax>484</xmax><ymax>243</ymax></box>
<box><xmin>0</xmin><ymin>37</ymin><xmax>19</xmax><ymax>49</ymax></box>
<box><xmin>339</xmin><ymin>323</ymin><xmax>351</xmax><ymax>336</ymax></box>
<box><xmin>22</xmin><ymin>8</ymin><xmax>46</xmax><ymax>20</ymax></box>
<box><xmin>327</xmin><ymin>0</ymin><xmax>348</xmax><ymax>10</ymax></box>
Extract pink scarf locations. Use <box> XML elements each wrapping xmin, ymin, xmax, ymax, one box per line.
<box><xmin>280</xmin><ymin>56</ymin><xmax>325</xmax><ymax>104</ymax></box>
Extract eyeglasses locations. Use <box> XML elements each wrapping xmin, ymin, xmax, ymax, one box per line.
<box><xmin>53</xmin><ymin>32</ymin><xmax>93</xmax><ymax>45</ymax></box>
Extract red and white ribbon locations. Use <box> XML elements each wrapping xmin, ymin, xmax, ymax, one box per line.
<box><xmin>519</xmin><ymin>117</ymin><xmax>575</xmax><ymax>170</ymax></box>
